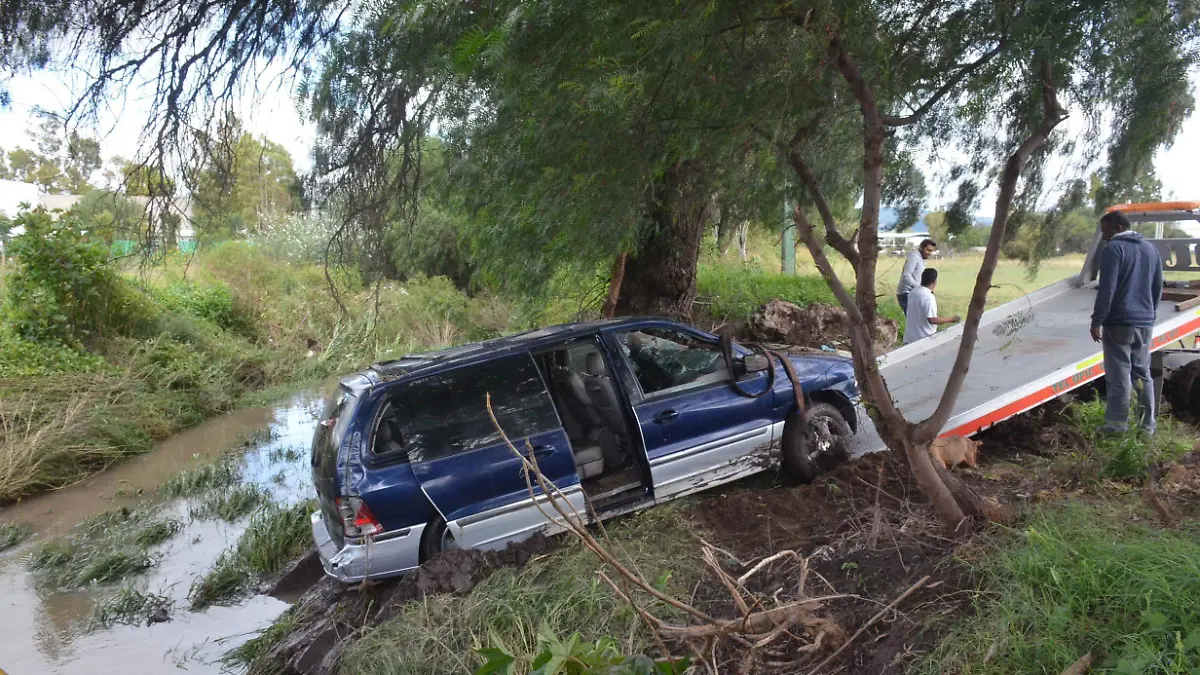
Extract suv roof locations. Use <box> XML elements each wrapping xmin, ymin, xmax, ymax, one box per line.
<box><xmin>358</xmin><ymin>316</ymin><xmax>676</xmax><ymax>386</ymax></box>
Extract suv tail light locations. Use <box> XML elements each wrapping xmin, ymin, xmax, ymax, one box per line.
<box><xmin>336</xmin><ymin>496</ymin><xmax>382</xmax><ymax>537</ymax></box>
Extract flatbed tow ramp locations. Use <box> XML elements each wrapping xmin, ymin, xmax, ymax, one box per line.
<box><xmin>848</xmin><ymin>201</ymin><xmax>1200</xmax><ymax>456</ymax></box>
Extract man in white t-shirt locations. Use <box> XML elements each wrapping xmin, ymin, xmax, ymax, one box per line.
<box><xmin>904</xmin><ymin>268</ymin><xmax>960</xmax><ymax>344</ymax></box>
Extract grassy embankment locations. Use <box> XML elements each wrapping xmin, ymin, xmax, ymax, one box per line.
<box><xmin>0</xmin><ymin>234</ymin><xmax>525</xmax><ymax>505</ymax></box>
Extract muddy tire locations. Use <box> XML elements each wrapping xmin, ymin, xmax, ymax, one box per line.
<box><xmin>1167</xmin><ymin>358</ymin><xmax>1200</xmax><ymax>422</ymax></box>
<box><xmin>418</xmin><ymin>515</ymin><xmax>458</xmax><ymax>563</ymax></box>
<box><xmin>780</xmin><ymin>402</ymin><xmax>853</xmax><ymax>483</ymax></box>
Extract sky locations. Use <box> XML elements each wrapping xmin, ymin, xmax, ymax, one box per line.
<box><xmin>1</xmin><ymin>66</ymin><xmax>1198</xmax><ymax>211</ymax></box>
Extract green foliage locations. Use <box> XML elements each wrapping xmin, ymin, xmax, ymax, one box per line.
<box><xmin>191</xmin><ymin>112</ymin><xmax>302</xmax><ymax>240</ymax></box>
<box><xmin>0</xmin><ymin>118</ymin><xmax>102</xmax><ymax>194</ymax></box>
<box><xmin>192</xmin><ymin>483</ymin><xmax>268</xmax><ymax>522</ymax></box>
<box><xmin>475</xmin><ymin>631</ymin><xmax>688</xmax><ymax>675</ymax></box>
<box><xmin>3</xmin><ymin>208</ymin><xmax>153</xmax><ymax>346</ymax></box>
<box><xmin>696</xmin><ymin>264</ymin><xmax>837</xmax><ymax>322</ymax></box>
<box><xmin>921</xmin><ymin>503</ymin><xmax>1200</xmax><ymax>674</ymax></box>
<box><xmin>151</xmin><ymin>282</ymin><xmax>251</xmax><ymax>335</ymax></box>
<box><xmin>0</xmin><ymin>522</ymin><xmax>32</xmax><ymax>551</ymax></box>
<box><xmin>0</xmin><ymin>329</ymin><xmax>108</xmax><ymax>376</ymax></box>
<box><xmin>159</xmin><ymin>456</ymin><xmax>241</xmax><ymax>498</ymax></box>
<box><xmin>68</xmin><ymin>190</ymin><xmax>146</xmax><ymax>245</ymax></box>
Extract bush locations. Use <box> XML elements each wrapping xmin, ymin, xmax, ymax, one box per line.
<box><xmin>3</xmin><ymin>209</ymin><xmax>154</xmax><ymax>346</ymax></box>
<box><xmin>696</xmin><ymin>263</ymin><xmax>838</xmax><ymax>321</ymax></box>
<box><xmin>151</xmin><ymin>282</ymin><xmax>252</xmax><ymax>336</ymax></box>
<box><xmin>0</xmin><ymin>329</ymin><xmax>108</xmax><ymax>377</ymax></box>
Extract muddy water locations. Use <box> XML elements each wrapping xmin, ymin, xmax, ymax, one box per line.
<box><xmin>0</xmin><ymin>387</ymin><xmax>330</xmax><ymax>675</ymax></box>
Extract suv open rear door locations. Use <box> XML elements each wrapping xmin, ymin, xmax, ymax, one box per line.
<box><xmin>398</xmin><ymin>353</ymin><xmax>589</xmax><ymax>550</ymax></box>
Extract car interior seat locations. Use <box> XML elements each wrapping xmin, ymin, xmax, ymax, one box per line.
<box><xmin>582</xmin><ymin>352</ymin><xmax>631</xmax><ymax>467</ymax></box>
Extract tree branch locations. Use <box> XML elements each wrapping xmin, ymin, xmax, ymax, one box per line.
<box><xmin>915</xmin><ymin>59</ymin><xmax>1066</xmax><ymax>441</ymax></box>
<box><xmin>882</xmin><ymin>43</ymin><xmax>1006</xmax><ymax>127</ymax></box>
<box><xmin>786</xmin><ymin>150</ymin><xmax>860</xmax><ymax>268</ymax></box>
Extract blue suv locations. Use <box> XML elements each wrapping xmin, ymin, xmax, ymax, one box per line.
<box><xmin>309</xmin><ymin>317</ymin><xmax>859</xmax><ymax>582</ymax></box>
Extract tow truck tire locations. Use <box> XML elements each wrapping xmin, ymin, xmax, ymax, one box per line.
<box><xmin>780</xmin><ymin>402</ymin><xmax>853</xmax><ymax>484</ymax></box>
<box><xmin>418</xmin><ymin>515</ymin><xmax>457</xmax><ymax>563</ymax></box>
<box><xmin>1167</xmin><ymin>358</ymin><xmax>1200</xmax><ymax>422</ymax></box>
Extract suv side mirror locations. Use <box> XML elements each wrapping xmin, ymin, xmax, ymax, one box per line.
<box><xmin>742</xmin><ymin>353</ymin><xmax>771</xmax><ymax>373</ymax></box>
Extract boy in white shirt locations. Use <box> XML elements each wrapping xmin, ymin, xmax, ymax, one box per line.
<box><xmin>904</xmin><ymin>268</ymin><xmax>960</xmax><ymax>344</ymax></box>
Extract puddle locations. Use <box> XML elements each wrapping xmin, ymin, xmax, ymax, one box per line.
<box><xmin>0</xmin><ymin>386</ymin><xmax>331</xmax><ymax>675</ymax></box>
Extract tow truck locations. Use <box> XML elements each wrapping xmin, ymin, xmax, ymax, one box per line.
<box><xmin>849</xmin><ymin>201</ymin><xmax>1200</xmax><ymax>455</ymax></box>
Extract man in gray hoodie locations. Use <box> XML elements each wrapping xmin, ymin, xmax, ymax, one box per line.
<box><xmin>896</xmin><ymin>238</ymin><xmax>937</xmax><ymax>314</ymax></box>
<box><xmin>1090</xmin><ymin>211</ymin><xmax>1163</xmax><ymax>434</ymax></box>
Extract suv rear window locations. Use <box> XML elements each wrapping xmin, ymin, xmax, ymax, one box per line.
<box><xmin>394</xmin><ymin>354</ymin><xmax>559</xmax><ymax>462</ymax></box>
<box><xmin>312</xmin><ymin>386</ymin><xmax>358</xmax><ymax>473</ymax></box>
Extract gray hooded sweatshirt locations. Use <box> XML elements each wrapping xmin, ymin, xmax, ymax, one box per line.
<box><xmin>1091</xmin><ymin>231</ymin><xmax>1163</xmax><ymax>329</ymax></box>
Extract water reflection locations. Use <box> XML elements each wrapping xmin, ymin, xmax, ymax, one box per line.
<box><xmin>0</xmin><ymin>386</ymin><xmax>329</xmax><ymax>675</ymax></box>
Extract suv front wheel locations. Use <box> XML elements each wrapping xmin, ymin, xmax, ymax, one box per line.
<box><xmin>780</xmin><ymin>402</ymin><xmax>853</xmax><ymax>483</ymax></box>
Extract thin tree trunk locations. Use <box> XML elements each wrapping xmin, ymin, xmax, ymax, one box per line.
<box><xmin>614</xmin><ymin>160</ymin><xmax>710</xmax><ymax>319</ymax></box>
<box><xmin>601</xmin><ymin>252</ymin><xmax>627</xmax><ymax>319</ymax></box>
<box><xmin>787</xmin><ymin>49</ymin><xmax>1065</xmax><ymax>532</ymax></box>
<box><xmin>715</xmin><ymin>203</ymin><xmax>732</xmax><ymax>257</ymax></box>
<box><xmin>737</xmin><ymin>221</ymin><xmax>748</xmax><ymax>261</ymax></box>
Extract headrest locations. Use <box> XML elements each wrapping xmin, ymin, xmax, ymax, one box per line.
<box><xmin>585</xmin><ymin>352</ymin><xmax>606</xmax><ymax>377</ymax></box>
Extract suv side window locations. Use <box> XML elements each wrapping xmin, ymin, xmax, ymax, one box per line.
<box><xmin>395</xmin><ymin>354</ymin><xmax>560</xmax><ymax>462</ymax></box>
<box><xmin>614</xmin><ymin>328</ymin><xmax>731</xmax><ymax>397</ymax></box>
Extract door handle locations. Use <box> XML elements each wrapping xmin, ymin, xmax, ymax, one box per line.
<box><xmin>527</xmin><ymin>444</ymin><xmax>556</xmax><ymax>459</ymax></box>
<box><xmin>652</xmin><ymin>409</ymin><xmax>679</xmax><ymax>424</ymax></box>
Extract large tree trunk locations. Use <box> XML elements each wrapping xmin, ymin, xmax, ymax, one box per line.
<box><xmin>614</xmin><ymin>161</ymin><xmax>710</xmax><ymax>319</ymax></box>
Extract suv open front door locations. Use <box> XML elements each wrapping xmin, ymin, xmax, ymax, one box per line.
<box><xmin>400</xmin><ymin>353</ymin><xmax>590</xmax><ymax>551</ymax></box>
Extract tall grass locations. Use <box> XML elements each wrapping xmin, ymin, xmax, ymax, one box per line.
<box><xmin>1068</xmin><ymin>399</ymin><xmax>1193</xmax><ymax>479</ymax></box>
<box><xmin>922</xmin><ymin>503</ymin><xmax>1200</xmax><ymax>674</ymax></box>
<box><xmin>338</xmin><ymin>507</ymin><xmax>706</xmax><ymax>675</ymax></box>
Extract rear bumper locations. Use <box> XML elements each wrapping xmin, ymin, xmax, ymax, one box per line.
<box><xmin>310</xmin><ymin>511</ymin><xmax>424</xmax><ymax>583</ymax></box>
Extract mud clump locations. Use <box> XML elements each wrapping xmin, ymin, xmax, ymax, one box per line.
<box><xmin>262</xmin><ymin>533</ymin><xmax>553</xmax><ymax>675</ymax></box>
<box><xmin>744</xmin><ymin>299</ymin><xmax>898</xmax><ymax>353</ymax></box>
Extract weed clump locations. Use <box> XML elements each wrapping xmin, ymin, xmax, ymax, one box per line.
<box><xmin>92</xmin><ymin>585</ymin><xmax>173</xmax><ymax>629</ymax></box>
<box><xmin>0</xmin><ymin>522</ymin><xmax>32</xmax><ymax>551</ymax></box>
<box><xmin>189</xmin><ymin>500</ymin><xmax>316</xmax><ymax>609</ymax></box>
<box><xmin>160</xmin><ymin>456</ymin><xmax>241</xmax><ymax>498</ymax></box>
<box><xmin>192</xmin><ymin>484</ymin><xmax>268</xmax><ymax>522</ymax></box>
<box><xmin>25</xmin><ymin>506</ymin><xmax>181</xmax><ymax>590</ymax></box>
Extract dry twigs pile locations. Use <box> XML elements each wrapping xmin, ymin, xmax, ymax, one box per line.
<box><xmin>485</xmin><ymin>397</ymin><xmax>931</xmax><ymax>674</ymax></box>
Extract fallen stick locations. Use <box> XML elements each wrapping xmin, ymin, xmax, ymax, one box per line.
<box><xmin>803</xmin><ymin>575</ymin><xmax>930</xmax><ymax>675</ymax></box>
<box><xmin>1060</xmin><ymin>653</ymin><xmax>1093</xmax><ymax>675</ymax></box>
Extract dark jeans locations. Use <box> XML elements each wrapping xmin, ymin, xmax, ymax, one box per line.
<box><xmin>897</xmin><ymin>293</ymin><xmax>909</xmax><ymax>315</ymax></box>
